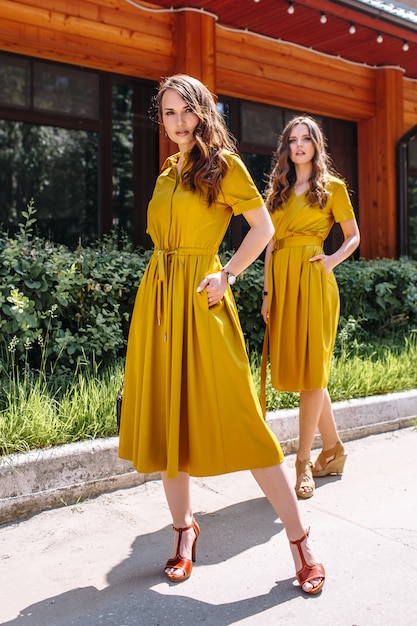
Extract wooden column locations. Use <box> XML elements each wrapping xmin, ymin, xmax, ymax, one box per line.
<box><xmin>359</xmin><ymin>68</ymin><xmax>404</xmax><ymax>258</ymax></box>
<box><xmin>376</xmin><ymin>68</ymin><xmax>404</xmax><ymax>258</ymax></box>
<box><xmin>159</xmin><ymin>9</ymin><xmax>217</xmax><ymax>166</ymax></box>
<box><xmin>358</xmin><ymin>68</ymin><xmax>404</xmax><ymax>259</ymax></box>
<box><xmin>174</xmin><ymin>10</ymin><xmax>216</xmax><ymax>91</ymax></box>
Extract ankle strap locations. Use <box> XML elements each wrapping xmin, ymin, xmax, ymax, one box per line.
<box><xmin>290</xmin><ymin>527</ymin><xmax>310</xmax><ymax>546</ymax></box>
<box><xmin>172</xmin><ymin>523</ymin><xmax>194</xmax><ymax>532</ymax></box>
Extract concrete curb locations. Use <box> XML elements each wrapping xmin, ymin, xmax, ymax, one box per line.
<box><xmin>266</xmin><ymin>388</ymin><xmax>417</xmax><ymax>453</ymax></box>
<box><xmin>1</xmin><ymin>389</ymin><xmax>416</xmax><ymax>525</ymax></box>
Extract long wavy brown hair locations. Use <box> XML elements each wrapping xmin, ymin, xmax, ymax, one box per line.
<box><xmin>265</xmin><ymin>116</ymin><xmax>339</xmax><ymax>212</ymax></box>
<box><xmin>151</xmin><ymin>74</ymin><xmax>237</xmax><ymax>205</ymax></box>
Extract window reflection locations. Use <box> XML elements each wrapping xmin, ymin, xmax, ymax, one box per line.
<box><xmin>0</xmin><ymin>56</ymin><xmax>29</xmax><ymax>108</ymax></box>
<box><xmin>241</xmin><ymin>101</ymin><xmax>280</xmax><ymax>148</ymax></box>
<box><xmin>408</xmin><ymin>138</ymin><xmax>417</xmax><ymax>259</ymax></box>
<box><xmin>33</xmin><ymin>62</ymin><xmax>99</xmax><ymax>119</ymax></box>
<box><xmin>0</xmin><ymin>120</ymin><xmax>98</xmax><ymax>246</ymax></box>
<box><xmin>112</xmin><ymin>83</ymin><xmax>134</xmax><ymax>234</ymax></box>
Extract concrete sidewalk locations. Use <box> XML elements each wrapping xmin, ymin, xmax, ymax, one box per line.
<box><xmin>1</xmin><ymin>427</ymin><xmax>417</xmax><ymax>625</ymax></box>
<box><xmin>1</xmin><ymin>389</ymin><xmax>416</xmax><ymax>524</ymax></box>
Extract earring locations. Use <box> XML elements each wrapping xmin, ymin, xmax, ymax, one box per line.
<box><xmin>164</xmin><ymin>130</ymin><xmax>168</xmax><ymax>138</ymax></box>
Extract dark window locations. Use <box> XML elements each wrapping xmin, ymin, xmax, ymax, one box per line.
<box><xmin>407</xmin><ymin>137</ymin><xmax>417</xmax><ymax>259</ymax></box>
<box><xmin>397</xmin><ymin>125</ymin><xmax>417</xmax><ymax>259</ymax></box>
<box><xmin>0</xmin><ymin>56</ymin><xmax>29</xmax><ymax>108</ymax></box>
<box><xmin>218</xmin><ymin>96</ymin><xmax>358</xmax><ymax>255</ymax></box>
<box><xmin>33</xmin><ymin>61</ymin><xmax>100</xmax><ymax>119</ymax></box>
<box><xmin>0</xmin><ymin>120</ymin><xmax>99</xmax><ymax>244</ymax></box>
<box><xmin>240</xmin><ymin>101</ymin><xmax>281</xmax><ymax>149</ymax></box>
<box><xmin>0</xmin><ymin>53</ymin><xmax>157</xmax><ymax>247</ymax></box>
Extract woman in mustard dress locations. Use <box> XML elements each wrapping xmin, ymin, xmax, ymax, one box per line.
<box><xmin>119</xmin><ymin>76</ymin><xmax>325</xmax><ymax>594</ymax></box>
<box><xmin>262</xmin><ymin>116</ymin><xmax>360</xmax><ymax>499</ymax></box>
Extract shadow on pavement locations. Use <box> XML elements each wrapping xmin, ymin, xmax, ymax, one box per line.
<box><xmin>3</xmin><ymin>497</ymin><xmax>310</xmax><ymax>625</ymax></box>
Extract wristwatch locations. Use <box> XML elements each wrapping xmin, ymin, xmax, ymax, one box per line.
<box><xmin>222</xmin><ymin>268</ymin><xmax>236</xmax><ymax>285</ymax></box>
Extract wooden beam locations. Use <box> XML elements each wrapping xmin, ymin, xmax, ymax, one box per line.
<box><xmin>374</xmin><ymin>67</ymin><xmax>404</xmax><ymax>258</ymax></box>
<box><xmin>175</xmin><ymin>10</ymin><xmax>216</xmax><ymax>91</ymax></box>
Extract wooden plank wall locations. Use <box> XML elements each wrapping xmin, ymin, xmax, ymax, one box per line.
<box><xmin>0</xmin><ymin>0</ymin><xmax>175</xmax><ymax>79</ymax></box>
<box><xmin>1</xmin><ymin>0</ymin><xmax>417</xmax><ymax>257</ymax></box>
<box><xmin>216</xmin><ymin>27</ymin><xmax>376</xmax><ymax>122</ymax></box>
<box><xmin>404</xmin><ymin>80</ymin><xmax>417</xmax><ymax>131</ymax></box>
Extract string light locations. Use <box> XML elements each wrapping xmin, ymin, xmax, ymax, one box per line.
<box><xmin>282</xmin><ymin>4</ymin><xmax>410</xmax><ymax>55</ymax></box>
<box><xmin>287</xmin><ymin>1</ymin><xmax>295</xmax><ymax>14</ymax></box>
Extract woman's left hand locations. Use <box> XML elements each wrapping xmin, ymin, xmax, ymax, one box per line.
<box><xmin>197</xmin><ymin>271</ymin><xmax>227</xmax><ymax>307</ymax></box>
<box><xmin>309</xmin><ymin>219</ymin><xmax>360</xmax><ymax>275</ymax></box>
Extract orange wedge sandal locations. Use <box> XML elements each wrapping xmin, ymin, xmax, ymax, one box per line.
<box><xmin>312</xmin><ymin>441</ymin><xmax>347</xmax><ymax>477</ymax></box>
<box><xmin>295</xmin><ymin>458</ymin><xmax>315</xmax><ymax>499</ymax></box>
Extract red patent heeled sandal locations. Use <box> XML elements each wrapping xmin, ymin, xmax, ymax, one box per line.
<box><xmin>164</xmin><ymin>518</ymin><xmax>200</xmax><ymax>583</ymax></box>
<box><xmin>289</xmin><ymin>528</ymin><xmax>325</xmax><ymax>595</ymax></box>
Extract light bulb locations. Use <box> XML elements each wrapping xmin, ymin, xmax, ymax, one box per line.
<box><xmin>377</xmin><ymin>34</ymin><xmax>383</xmax><ymax>43</ymax></box>
<box><xmin>320</xmin><ymin>12</ymin><xmax>327</xmax><ymax>24</ymax></box>
<box><xmin>403</xmin><ymin>41</ymin><xmax>409</xmax><ymax>52</ymax></box>
<box><xmin>287</xmin><ymin>1</ymin><xmax>295</xmax><ymax>14</ymax></box>
<box><xmin>349</xmin><ymin>24</ymin><xmax>356</xmax><ymax>35</ymax></box>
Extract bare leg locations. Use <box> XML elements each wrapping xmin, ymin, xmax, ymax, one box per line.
<box><xmin>161</xmin><ymin>471</ymin><xmax>197</xmax><ymax>574</ymax></box>
<box><xmin>295</xmin><ymin>389</ymin><xmax>325</xmax><ymax>497</ymax></box>
<box><xmin>298</xmin><ymin>388</ymin><xmax>344</xmax><ymax>475</ymax></box>
<box><xmin>313</xmin><ymin>389</ymin><xmax>342</xmax><ymax>470</ymax></box>
<box><xmin>252</xmin><ymin>462</ymin><xmax>324</xmax><ymax>592</ymax></box>
<box><xmin>297</xmin><ymin>388</ymin><xmax>325</xmax><ymax>460</ymax></box>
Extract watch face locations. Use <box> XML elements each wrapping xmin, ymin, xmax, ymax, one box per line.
<box><xmin>228</xmin><ymin>274</ymin><xmax>236</xmax><ymax>285</ymax></box>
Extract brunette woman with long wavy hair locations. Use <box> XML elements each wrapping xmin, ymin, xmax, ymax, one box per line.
<box><xmin>262</xmin><ymin>116</ymin><xmax>360</xmax><ymax>499</ymax></box>
<box><xmin>119</xmin><ymin>77</ymin><xmax>325</xmax><ymax>594</ymax></box>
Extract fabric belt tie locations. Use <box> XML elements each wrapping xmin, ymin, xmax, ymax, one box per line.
<box><xmin>273</xmin><ymin>235</ymin><xmax>323</xmax><ymax>251</ymax></box>
<box><xmin>153</xmin><ymin>246</ymin><xmax>218</xmax><ymax>334</ymax></box>
<box><xmin>261</xmin><ymin>323</ymin><xmax>269</xmax><ymax>418</ymax></box>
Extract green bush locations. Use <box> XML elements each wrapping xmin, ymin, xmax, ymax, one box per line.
<box><xmin>335</xmin><ymin>258</ymin><xmax>417</xmax><ymax>346</ymax></box>
<box><xmin>233</xmin><ymin>255</ymin><xmax>417</xmax><ymax>354</ymax></box>
<box><xmin>2</xmin><ymin>204</ymin><xmax>417</xmax><ymax>373</ymax></box>
<box><xmin>0</xmin><ymin>202</ymin><xmax>151</xmax><ymax>374</ymax></box>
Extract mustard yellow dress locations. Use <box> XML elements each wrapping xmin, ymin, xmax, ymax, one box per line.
<box><xmin>119</xmin><ymin>150</ymin><xmax>283</xmax><ymax>477</ymax></box>
<box><xmin>267</xmin><ymin>176</ymin><xmax>356</xmax><ymax>392</ymax></box>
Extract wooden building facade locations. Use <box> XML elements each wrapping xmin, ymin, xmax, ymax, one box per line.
<box><xmin>1</xmin><ymin>0</ymin><xmax>417</xmax><ymax>258</ymax></box>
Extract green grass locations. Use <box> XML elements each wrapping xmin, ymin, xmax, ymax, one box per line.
<box><xmin>253</xmin><ymin>333</ymin><xmax>417</xmax><ymax>410</ymax></box>
<box><xmin>1</xmin><ymin>335</ymin><xmax>416</xmax><ymax>456</ymax></box>
<box><xmin>0</xmin><ymin>362</ymin><xmax>124</xmax><ymax>456</ymax></box>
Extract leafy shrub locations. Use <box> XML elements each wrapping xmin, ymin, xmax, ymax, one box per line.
<box><xmin>0</xmin><ymin>202</ymin><xmax>151</xmax><ymax>374</ymax></box>
<box><xmin>1</xmin><ymin>203</ymin><xmax>417</xmax><ymax>373</ymax></box>
<box><xmin>229</xmin><ymin>255</ymin><xmax>417</xmax><ymax>353</ymax></box>
<box><xmin>335</xmin><ymin>257</ymin><xmax>417</xmax><ymax>350</ymax></box>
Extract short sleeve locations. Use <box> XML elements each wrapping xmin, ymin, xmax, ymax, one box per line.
<box><xmin>329</xmin><ymin>179</ymin><xmax>356</xmax><ymax>223</ymax></box>
<box><xmin>219</xmin><ymin>153</ymin><xmax>264</xmax><ymax>216</ymax></box>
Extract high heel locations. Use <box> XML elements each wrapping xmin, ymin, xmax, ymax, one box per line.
<box><xmin>290</xmin><ymin>528</ymin><xmax>325</xmax><ymax>595</ymax></box>
<box><xmin>164</xmin><ymin>518</ymin><xmax>200</xmax><ymax>583</ymax></box>
<box><xmin>295</xmin><ymin>458</ymin><xmax>315</xmax><ymax>499</ymax></box>
<box><xmin>312</xmin><ymin>441</ymin><xmax>347</xmax><ymax>477</ymax></box>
